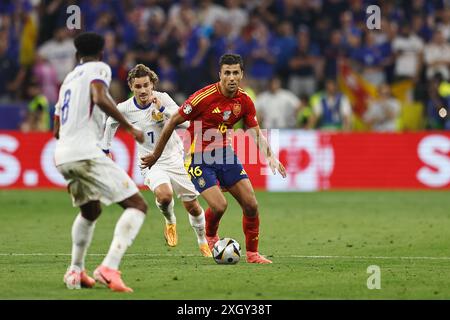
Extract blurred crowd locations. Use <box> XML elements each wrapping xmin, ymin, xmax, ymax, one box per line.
<box><xmin>0</xmin><ymin>0</ymin><xmax>449</xmax><ymax>132</ymax></box>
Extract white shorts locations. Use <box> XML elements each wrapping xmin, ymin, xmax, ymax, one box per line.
<box><xmin>57</xmin><ymin>156</ymin><xmax>139</xmax><ymax>207</ymax></box>
<box><xmin>142</xmin><ymin>161</ymin><xmax>199</xmax><ymax>202</ymax></box>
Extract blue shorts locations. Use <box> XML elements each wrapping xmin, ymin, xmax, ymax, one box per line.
<box><xmin>185</xmin><ymin>146</ymin><xmax>248</xmax><ymax>193</ymax></box>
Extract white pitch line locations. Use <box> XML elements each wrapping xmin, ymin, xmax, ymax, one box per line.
<box><xmin>290</xmin><ymin>255</ymin><xmax>450</xmax><ymax>260</ymax></box>
<box><xmin>1</xmin><ymin>253</ymin><xmax>450</xmax><ymax>260</ymax></box>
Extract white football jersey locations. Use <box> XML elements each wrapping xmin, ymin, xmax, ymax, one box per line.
<box><xmin>54</xmin><ymin>61</ymin><xmax>112</xmax><ymax>165</ymax></box>
<box><xmin>101</xmin><ymin>92</ymin><xmax>186</xmax><ymax>166</ymax></box>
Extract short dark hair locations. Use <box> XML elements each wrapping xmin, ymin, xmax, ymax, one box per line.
<box><xmin>219</xmin><ymin>53</ymin><xmax>244</xmax><ymax>71</ymax></box>
<box><xmin>74</xmin><ymin>32</ymin><xmax>105</xmax><ymax>58</ymax></box>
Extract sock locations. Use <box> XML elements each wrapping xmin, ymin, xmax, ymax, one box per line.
<box><xmin>243</xmin><ymin>214</ymin><xmax>259</xmax><ymax>253</ymax></box>
<box><xmin>156</xmin><ymin>198</ymin><xmax>176</xmax><ymax>225</ymax></box>
<box><xmin>188</xmin><ymin>209</ymin><xmax>207</xmax><ymax>244</ymax></box>
<box><xmin>70</xmin><ymin>213</ymin><xmax>96</xmax><ymax>270</ymax></box>
<box><xmin>205</xmin><ymin>207</ymin><xmax>222</xmax><ymax>237</ymax></box>
<box><xmin>102</xmin><ymin>208</ymin><xmax>145</xmax><ymax>270</ymax></box>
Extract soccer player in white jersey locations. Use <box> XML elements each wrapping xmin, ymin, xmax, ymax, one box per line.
<box><xmin>101</xmin><ymin>64</ymin><xmax>211</xmax><ymax>257</ymax></box>
<box><xmin>53</xmin><ymin>32</ymin><xmax>148</xmax><ymax>293</ymax></box>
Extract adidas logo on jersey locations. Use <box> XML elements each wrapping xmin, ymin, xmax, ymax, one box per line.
<box><xmin>212</xmin><ymin>107</ymin><xmax>221</xmax><ymax>114</ymax></box>
<box><xmin>240</xmin><ymin>169</ymin><xmax>247</xmax><ymax>175</ymax></box>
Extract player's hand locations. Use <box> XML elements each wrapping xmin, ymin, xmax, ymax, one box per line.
<box><xmin>268</xmin><ymin>157</ymin><xmax>287</xmax><ymax>178</ymax></box>
<box><xmin>130</xmin><ymin>125</ymin><xmax>145</xmax><ymax>144</ymax></box>
<box><xmin>106</xmin><ymin>152</ymin><xmax>113</xmax><ymax>159</ymax></box>
<box><xmin>149</xmin><ymin>95</ymin><xmax>162</xmax><ymax>111</ymax></box>
<box><xmin>140</xmin><ymin>152</ymin><xmax>158</xmax><ymax>169</ymax></box>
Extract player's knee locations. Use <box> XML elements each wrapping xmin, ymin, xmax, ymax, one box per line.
<box><xmin>81</xmin><ymin>204</ymin><xmax>102</xmax><ymax>221</ymax></box>
<box><xmin>156</xmin><ymin>194</ymin><xmax>173</xmax><ymax>207</ymax></box>
<box><xmin>243</xmin><ymin>199</ymin><xmax>258</xmax><ymax>216</ymax></box>
<box><xmin>134</xmin><ymin>197</ymin><xmax>148</xmax><ymax>214</ymax></box>
<box><xmin>211</xmin><ymin>201</ymin><xmax>227</xmax><ymax>216</ymax></box>
<box><xmin>186</xmin><ymin>201</ymin><xmax>202</xmax><ymax>216</ymax></box>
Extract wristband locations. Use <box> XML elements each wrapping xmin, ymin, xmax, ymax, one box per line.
<box><xmin>159</xmin><ymin>106</ymin><xmax>165</xmax><ymax>113</ymax></box>
<box><xmin>102</xmin><ymin>149</ymin><xmax>110</xmax><ymax>154</ymax></box>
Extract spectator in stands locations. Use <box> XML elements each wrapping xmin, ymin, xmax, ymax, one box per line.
<box><xmin>209</xmin><ymin>18</ymin><xmax>232</xmax><ymax>68</ymax></box>
<box><xmin>438</xmin><ymin>8</ymin><xmax>450</xmax><ymax>41</ymax></box>
<box><xmin>0</xmin><ymin>28</ymin><xmax>19</xmax><ymax>102</ymax></box>
<box><xmin>247</xmin><ymin>20</ymin><xmax>276</xmax><ymax>93</ymax></box>
<box><xmin>37</xmin><ymin>27</ymin><xmax>75</xmax><ymax>85</ymax></box>
<box><xmin>132</xmin><ymin>22</ymin><xmax>159</xmax><ymax>70</ymax></box>
<box><xmin>273</xmin><ymin>20</ymin><xmax>297</xmax><ymax>81</ymax></box>
<box><xmin>425</xmin><ymin>74</ymin><xmax>450</xmax><ymax>130</ymax></box>
<box><xmin>411</xmin><ymin>14</ymin><xmax>433</xmax><ymax>43</ymax></box>
<box><xmin>323</xmin><ymin>30</ymin><xmax>345</xmax><ymax>79</ymax></box>
<box><xmin>363</xmin><ymin>83</ymin><xmax>401</xmax><ymax>132</ymax></box>
<box><xmin>224</xmin><ymin>0</ymin><xmax>248</xmax><ymax>40</ymax></box>
<box><xmin>118</xmin><ymin>8</ymin><xmax>139</xmax><ymax>48</ymax></box>
<box><xmin>140</xmin><ymin>0</ymin><xmax>166</xmax><ymax>27</ymax></box>
<box><xmin>20</xmin><ymin>79</ymin><xmax>50</xmax><ymax>132</ymax></box>
<box><xmin>424</xmin><ymin>30</ymin><xmax>450</xmax><ymax>81</ymax></box>
<box><xmin>92</xmin><ymin>11</ymin><xmax>115</xmax><ymax>36</ymax></box>
<box><xmin>255</xmin><ymin>76</ymin><xmax>301</xmax><ymax>129</ymax></box>
<box><xmin>350</xmin><ymin>31</ymin><xmax>386</xmax><ymax>86</ymax></box>
<box><xmin>287</xmin><ymin>26</ymin><xmax>322</xmax><ymax>97</ymax></box>
<box><xmin>197</xmin><ymin>0</ymin><xmax>227</xmax><ymax>28</ymax></box>
<box><xmin>391</xmin><ymin>22</ymin><xmax>424</xmax><ymax>83</ymax></box>
<box><xmin>33</xmin><ymin>54</ymin><xmax>58</xmax><ymax>105</ymax></box>
<box><xmin>297</xmin><ymin>94</ymin><xmax>313</xmax><ymax>129</ymax></box>
<box><xmin>340</xmin><ymin>10</ymin><xmax>362</xmax><ymax>50</ymax></box>
<box><xmin>307</xmin><ymin>78</ymin><xmax>352</xmax><ymax>131</ymax></box>
<box><xmin>156</xmin><ymin>55</ymin><xmax>178</xmax><ymax>96</ymax></box>
<box><xmin>179</xmin><ymin>7</ymin><xmax>211</xmax><ymax>95</ymax></box>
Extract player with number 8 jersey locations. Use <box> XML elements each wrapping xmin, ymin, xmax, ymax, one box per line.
<box><xmin>54</xmin><ymin>32</ymin><xmax>149</xmax><ymax>293</ymax></box>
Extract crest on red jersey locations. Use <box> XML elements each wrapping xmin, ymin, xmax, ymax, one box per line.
<box><xmin>232</xmin><ymin>103</ymin><xmax>241</xmax><ymax>116</ymax></box>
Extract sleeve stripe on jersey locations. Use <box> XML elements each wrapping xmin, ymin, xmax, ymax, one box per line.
<box><xmin>238</xmin><ymin>88</ymin><xmax>248</xmax><ymax>95</ymax></box>
<box><xmin>191</xmin><ymin>86</ymin><xmax>216</xmax><ymax>106</ymax></box>
<box><xmin>91</xmin><ymin>79</ymin><xmax>109</xmax><ymax>88</ymax></box>
<box><xmin>191</xmin><ymin>86</ymin><xmax>217</xmax><ymax>106</ymax></box>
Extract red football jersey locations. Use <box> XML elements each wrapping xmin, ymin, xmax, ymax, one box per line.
<box><xmin>178</xmin><ymin>82</ymin><xmax>259</xmax><ymax>153</ymax></box>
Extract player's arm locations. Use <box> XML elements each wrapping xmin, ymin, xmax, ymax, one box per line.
<box><xmin>53</xmin><ymin>101</ymin><xmax>60</xmax><ymax>139</ymax></box>
<box><xmin>247</xmin><ymin>125</ymin><xmax>286</xmax><ymax>178</ymax></box>
<box><xmin>100</xmin><ymin>115</ymin><xmax>120</xmax><ymax>158</ymax></box>
<box><xmin>140</xmin><ymin>112</ymin><xmax>186</xmax><ymax>168</ymax></box>
<box><xmin>90</xmin><ymin>81</ymin><xmax>144</xmax><ymax>143</ymax></box>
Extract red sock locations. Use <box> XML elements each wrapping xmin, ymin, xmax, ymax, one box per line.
<box><xmin>205</xmin><ymin>207</ymin><xmax>222</xmax><ymax>237</ymax></box>
<box><xmin>243</xmin><ymin>214</ymin><xmax>259</xmax><ymax>253</ymax></box>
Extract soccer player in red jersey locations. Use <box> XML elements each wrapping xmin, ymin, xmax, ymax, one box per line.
<box><xmin>141</xmin><ymin>54</ymin><xmax>286</xmax><ymax>263</ymax></box>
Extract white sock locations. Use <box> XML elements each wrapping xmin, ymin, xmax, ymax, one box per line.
<box><xmin>102</xmin><ymin>208</ymin><xmax>145</xmax><ymax>270</ymax></box>
<box><xmin>70</xmin><ymin>213</ymin><xmax>96</xmax><ymax>270</ymax></box>
<box><xmin>189</xmin><ymin>209</ymin><xmax>207</xmax><ymax>245</ymax></box>
<box><xmin>156</xmin><ymin>198</ymin><xmax>176</xmax><ymax>225</ymax></box>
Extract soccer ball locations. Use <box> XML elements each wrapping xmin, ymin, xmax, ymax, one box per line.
<box><xmin>212</xmin><ymin>238</ymin><xmax>241</xmax><ymax>265</ymax></box>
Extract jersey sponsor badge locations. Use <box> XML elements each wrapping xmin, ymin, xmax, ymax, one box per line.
<box><xmin>232</xmin><ymin>103</ymin><xmax>241</xmax><ymax>116</ymax></box>
<box><xmin>183</xmin><ymin>104</ymin><xmax>192</xmax><ymax>114</ymax></box>
<box><xmin>223</xmin><ymin>110</ymin><xmax>231</xmax><ymax>121</ymax></box>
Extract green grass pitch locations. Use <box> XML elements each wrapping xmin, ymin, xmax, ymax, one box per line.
<box><xmin>0</xmin><ymin>189</ymin><xmax>449</xmax><ymax>299</ymax></box>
